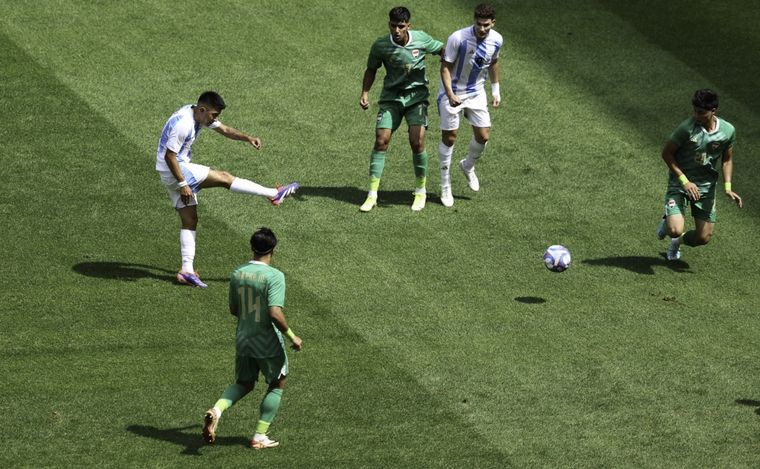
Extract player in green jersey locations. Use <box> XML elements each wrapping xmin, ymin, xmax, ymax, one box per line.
<box><xmin>359</xmin><ymin>6</ymin><xmax>443</xmax><ymax>212</ymax></box>
<box><xmin>202</xmin><ymin>227</ymin><xmax>303</xmax><ymax>449</ymax></box>
<box><xmin>656</xmin><ymin>89</ymin><xmax>743</xmax><ymax>260</ymax></box>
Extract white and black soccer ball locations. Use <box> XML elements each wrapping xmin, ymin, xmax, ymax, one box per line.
<box><xmin>543</xmin><ymin>245</ymin><xmax>571</xmax><ymax>272</ymax></box>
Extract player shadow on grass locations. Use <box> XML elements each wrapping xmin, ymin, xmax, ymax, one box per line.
<box><xmin>298</xmin><ymin>185</ymin><xmax>471</xmax><ymax>207</ymax></box>
<box><xmin>72</xmin><ymin>261</ymin><xmax>227</xmax><ymax>285</ymax></box>
<box><xmin>582</xmin><ymin>255</ymin><xmax>691</xmax><ymax>275</ymax></box>
<box><xmin>127</xmin><ymin>424</ymin><xmax>249</xmax><ymax>455</ymax></box>
<box><xmin>735</xmin><ymin>399</ymin><xmax>760</xmax><ymax>416</ymax></box>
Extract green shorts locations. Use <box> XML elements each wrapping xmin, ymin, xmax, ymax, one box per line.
<box><xmin>235</xmin><ymin>353</ymin><xmax>288</xmax><ymax>384</ymax></box>
<box><xmin>376</xmin><ymin>89</ymin><xmax>429</xmax><ymax>131</ymax></box>
<box><xmin>664</xmin><ymin>184</ymin><xmax>717</xmax><ymax>222</ymax></box>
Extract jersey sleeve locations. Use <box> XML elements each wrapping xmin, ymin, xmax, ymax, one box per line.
<box><xmin>421</xmin><ymin>31</ymin><xmax>444</xmax><ymax>54</ymax></box>
<box><xmin>668</xmin><ymin>119</ymin><xmax>692</xmax><ymax>147</ymax></box>
<box><xmin>267</xmin><ymin>270</ymin><xmax>286</xmax><ymax>308</ymax></box>
<box><xmin>366</xmin><ymin>40</ymin><xmax>383</xmax><ymax>70</ymax></box>
<box><xmin>165</xmin><ymin>118</ymin><xmax>191</xmax><ymax>154</ymax></box>
<box><xmin>228</xmin><ymin>272</ymin><xmax>238</xmax><ymax>307</ymax></box>
<box><xmin>442</xmin><ymin>32</ymin><xmax>460</xmax><ymax>63</ymax></box>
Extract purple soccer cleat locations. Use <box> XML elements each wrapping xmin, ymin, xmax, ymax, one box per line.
<box><xmin>270</xmin><ymin>182</ymin><xmax>300</xmax><ymax>206</ymax></box>
<box><xmin>176</xmin><ymin>271</ymin><xmax>208</xmax><ymax>288</ymax></box>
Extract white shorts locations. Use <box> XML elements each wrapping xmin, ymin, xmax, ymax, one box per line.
<box><xmin>437</xmin><ymin>92</ymin><xmax>491</xmax><ymax>131</ymax></box>
<box><xmin>158</xmin><ymin>162</ymin><xmax>210</xmax><ymax>208</ymax></box>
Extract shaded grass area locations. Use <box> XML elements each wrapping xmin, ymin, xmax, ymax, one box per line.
<box><xmin>2</xmin><ymin>1</ymin><xmax>760</xmax><ymax>467</ymax></box>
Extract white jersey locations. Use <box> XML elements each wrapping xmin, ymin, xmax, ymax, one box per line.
<box><xmin>439</xmin><ymin>26</ymin><xmax>503</xmax><ymax>99</ymax></box>
<box><xmin>155</xmin><ymin>104</ymin><xmax>220</xmax><ymax>172</ymax></box>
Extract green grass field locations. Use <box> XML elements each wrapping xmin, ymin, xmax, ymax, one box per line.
<box><xmin>2</xmin><ymin>0</ymin><xmax>759</xmax><ymax>467</ymax></box>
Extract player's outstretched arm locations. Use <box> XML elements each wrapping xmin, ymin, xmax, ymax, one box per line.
<box><xmin>213</xmin><ymin>122</ymin><xmax>262</xmax><ymax>150</ymax></box>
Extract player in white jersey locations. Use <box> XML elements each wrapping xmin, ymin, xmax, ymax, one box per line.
<box><xmin>437</xmin><ymin>3</ymin><xmax>503</xmax><ymax>207</ymax></box>
<box><xmin>156</xmin><ymin>91</ymin><xmax>299</xmax><ymax>288</ymax></box>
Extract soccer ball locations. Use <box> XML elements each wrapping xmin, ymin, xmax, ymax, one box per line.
<box><xmin>543</xmin><ymin>245</ymin><xmax>571</xmax><ymax>272</ymax></box>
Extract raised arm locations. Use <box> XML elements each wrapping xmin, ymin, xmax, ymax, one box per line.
<box><xmin>213</xmin><ymin>122</ymin><xmax>262</xmax><ymax>150</ymax></box>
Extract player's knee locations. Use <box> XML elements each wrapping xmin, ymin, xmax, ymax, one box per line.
<box><xmin>410</xmin><ymin>140</ymin><xmax>425</xmax><ymax>154</ymax></box>
<box><xmin>666</xmin><ymin>227</ymin><xmax>681</xmax><ymax>238</ymax></box>
<box><xmin>442</xmin><ymin>131</ymin><xmax>457</xmax><ymax>146</ymax></box>
<box><xmin>696</xmin><ymin>232</ymin><xmax>712</xmax><ymax>245</ymax></box>
<box><xmin>374</xmin><ymin>139</ymin><xmax>390</xmax><ymax>151</ymax></box>
<box><xmin>219</xmin><ymin>171</ymin><xmax>235</xmax><ymax>187</ymax></box>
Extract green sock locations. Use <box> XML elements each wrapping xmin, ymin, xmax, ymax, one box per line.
<box><xmin>413</xmin><ymin>151</ymin><xmax>428</xmax><ymax>180</ymax></box>
<box><xmin>254</xmin><ymin>420</ymin><xmax>271</xmax><ymax>435</ymax></box>
<box><xmin>369</xmin><ymin>177</ymin><xmax>380</xmax><ymax>192</ymax></box>
<box><xmin>415</xmin><ymin>176</ymin><xmax>427</xmax><ymax>191</ymax></box>
<box><xmin>215</xmin><ymin>383</ymin><xmax>253</xmax><ymax>414</ymax></box>
<box><xmin>369</xmin><ymin>150</ymin><xmax>386</xmax><ymax>179</ymax></box>
<box><xmin>257</xmin><ymin>388</ymin><xmax>283</xmax><ymax>429</ymax></box>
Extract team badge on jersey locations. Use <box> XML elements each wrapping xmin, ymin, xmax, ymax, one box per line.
<box><xmin>412</xmin><ymin>49</ymin><xmax>419</xmax><ymax>58</ymax></box>
<box><xmin>710</xmin><ymin>142</ymin><xmax>721</xmax><ymax>151</ymax></box>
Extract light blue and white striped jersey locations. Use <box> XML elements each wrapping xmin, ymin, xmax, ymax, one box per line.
<box><xmin>439</xmin><ymin>26</ymin><xmax>503</xmax><ymax>98</ymax></box>
<box><xmin>155</xmin><ymin>104</ymin><xmax>220</xmax><ymax>171</ymax></box>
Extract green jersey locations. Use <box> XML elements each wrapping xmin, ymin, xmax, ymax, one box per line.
<box><xmin>228</xmin><ymin>261</ymin><xmax>286</xmax><ymax>358</ymax></box>
<box><xmin>668</xmin><ymin>116</ymin><xmax>736</xmax><ymax>187</ymax></box>
<box><xmin>367</xmin><ymin>30</ymin><xmax>443</xmax><ymax>102</ymax></box>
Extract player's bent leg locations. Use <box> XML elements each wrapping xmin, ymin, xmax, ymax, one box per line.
<box><xmin>664</xmin><ymin>214</ymin><xmax>685</xmax><ymax>239</ymax></box>
<box><xmin>202</xmin><ymin>408</ymin><xmax>220</xmax><ymax>444</ymax></box>
<box><xmin>684</xmin><ymin>219</ymin><xmax>714</xmax><ymax>246</ymax></box>
<box><xmin>204</xmin><ymin>380</ymin><xmax>255</xmax><ymax>444</ymax></box>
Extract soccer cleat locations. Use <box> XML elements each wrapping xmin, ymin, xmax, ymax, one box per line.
<box><xmin>411</xmin><ymin>192</ymin><xmax>426</xmax><ymax>211</ymax></box>
<box><xmin>440</xmin><ymin>185</ymin><xmax>454</xmax><ymax>207</ymax></box>
<box><xmin>458</xmin><ymin>159</ymin><xmax>480</xmax><ymax>191</ymax></box>
<box><xmin>656</xmin><ymin>216</ymin><xmax>667</xmax><ymax>240</ymax></box>
<box><xmin>202</xmin><ymin>409</ymin><xmax>219</xmax><ymax>444</ymax></box>
<box><xmin>250</xmin><ymin>434</ymin><xmax>280</xmax><ymax>450</ymax></box>
<box><xmin>270</xmin><ymin>182</ymin><xmax>300</xmax><ymax>206</ymax></box>
<box><xmin>666</xmin><ymin>242</ymin><xmax>681</xmax><ymax>261</ymax></box>
<box><xmin>360</xmin><ymin>195</ymin><xmax>377</xmax><ymax>212</ymax></box>
<box><xmin>177</xmin><ymin>271</ymin><xmax>208</xmax><ymax>288</ymax></box>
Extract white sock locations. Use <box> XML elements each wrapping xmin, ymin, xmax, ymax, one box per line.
<box><xmin>230</xmin><ymin>177</ymin><xmax>277</xmax><ymax>198</ymax></box>
<box><xmin>367</xmin><ymin>190</ymin><xmax>377</xmax><ymax>198</ymax></box>
<box><xmin>670</xmin><ymin>236</ymin><xmax>681</xmax><ymax>247</ymax></box>
<box><xmin>438</xmin><ymin>141</ymin><xmax>453</xmax><ymax>186</ymax></box>
<box><xmin>464</xmin><ymin>137</ymin><xmax>486</xmax><ymax>169</ymax></box>
<box><xmin>180</xmin><ymin>229</ymin><xmax>196</xmax><ymax>273</ymax></box>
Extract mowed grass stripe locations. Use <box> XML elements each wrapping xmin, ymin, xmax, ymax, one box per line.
<box><xmin>0</xmin><ymin>22</ymin><xmax>511</xmax><ymax>467</ymax></box>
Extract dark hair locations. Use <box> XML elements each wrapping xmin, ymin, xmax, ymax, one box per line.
<box><xmin>474</xmin><ymin>3</ymin><xmax>496</xmax><ymax>20</ymax></box>
<box><xmin>197</xmin><ymin>91</ymin><xmax>226</xmax><ymax>111</ymax></box>
<box><xmin>692</xmin><ymin>89</ymin><xmax>718</xmax><ymax>110</ymax></box>
<box><xmin>251</xmin><ymin>227</ymin><xmax>277</xmax><ymax>256</ymax></box>
<box><xmin>389</xmin><ymin>6</ymin><xmax>411</xmax><ymax>23</ymax></box>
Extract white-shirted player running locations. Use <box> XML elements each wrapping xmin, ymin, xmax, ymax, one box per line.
<box><xmin>156</xmin><ymin>91</ymin><xmax>299</xmax><ymax>288</ymax></box>
<box><xmin>437</xmin><ymin>3</ymin><xmax>503</xmax><ymax>207</ymax></box>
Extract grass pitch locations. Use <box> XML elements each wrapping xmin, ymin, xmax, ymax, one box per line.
<box><xmin>2</xmin><ymin>0</ymin><xmax>759</xmax><ymax>467</ymax></box>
